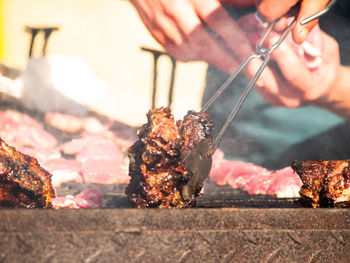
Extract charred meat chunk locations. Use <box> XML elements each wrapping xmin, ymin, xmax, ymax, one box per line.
<box><xmin>125</xmin><ymin>107</ymin><xmax>213</xmax><ymax>208</ymax></box>
<box><xmin>0</xmin><ymin>138</ymin><xmax>55</xmax><ymax>208</ymax></box>
<box><xmin>292</xmin><ymin>160</ymin><xmax>350</xmax><ymax>208</ymax></box>
<box><xmin>177</xmin><ymin>110</ymin><xmax>213</xmax><ymax>157</ymax></box>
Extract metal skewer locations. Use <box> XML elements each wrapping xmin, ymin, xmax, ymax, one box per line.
<box><xmin>181</xmin><ymin>0</ymin><xmax>337</xmax><ymax>201</ymax></box>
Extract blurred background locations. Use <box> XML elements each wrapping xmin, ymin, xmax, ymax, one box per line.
<box><xmin>0</xmin><ymin>0</ymin><xmax>208</xmax><ymax>125</ymax></box>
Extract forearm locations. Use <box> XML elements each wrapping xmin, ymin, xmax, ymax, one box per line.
<box><xmin>315</xmin><ymin>66</ymin><xmax>350</xmax><ymax>119</ymax></box>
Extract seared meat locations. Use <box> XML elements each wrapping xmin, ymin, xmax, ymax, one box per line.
<box><xmin>0</xmin><ymin>137</ymin><xmax>55</xmax><ymax>208</ymax></box>
<box><xmin>292</xmin><ymin>160</ymin><xmax>350</xmax><ymax>208</ymax></box>
<box><xmin>177</xmin><ymin>110</ymin><xmax>213</xmax><ymax>157</ymax></box>
<box><xmin>126</xmin><ymin>107</ymin><xmax>213</xmax><ymax>208</ymax></box>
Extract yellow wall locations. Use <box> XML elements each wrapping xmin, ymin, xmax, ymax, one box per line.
<box><xmin>0</xmin><ymin>0</ymin><xmax>4</xmax><ymax>60</ymax></box>
<box><xmin>0</xmin><ymin>0</ymin><xmax>207</xmax><ymax>125</ymax></box>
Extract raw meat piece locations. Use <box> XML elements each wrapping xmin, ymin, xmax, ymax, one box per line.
<box><xmin>0</xmin><ymin>110</ymin><xmax>57</xmax><ymax>149</ymax></box>
<box><xmin>59</xmin><ymin>137</ymin><xmax>93</xmax><ymax>155</ymax></box>
<box><xmin>74</xmin><ymin>188</ymin><xmax>103</xmax><ymax>208</ymax></box>
<box><xmin>126</xmin><ymin>107</ymin><xmax>213</xmax><ymax>208</ymax></box>
<box><xmin>81</xmin><ymin>159</ymin><xmax>129</xmax><ymax>184</ymax></box>
<box><xmin>59</xmin><ymin>134</ymin><xmax>128</xmax><ymax>185</ymax></box>
<box><xmin>43</xmin><ymin>158</ymin><xmax>82</xmax><ymax>187</ymax></box>
<box><xmin>17</xmin><ymin>146</ymin><xmax>61</xmax><ymax>164</ymax></box>
<box><xmin>45</xmin><ymin>112</ymin><xmax>106</xmax><ymax>134</ymax></box>
<box><xmin>210</xmin><ymin>159</ymin><xmax>268</xmax><ymax>186</ymax></box>
<box><xmin>45</xmin><ymin>112</ymin><xmax>85</xmax><ymax>133</ymax></box>
<box><xmin>0</xmin><ymin>110</ymin><xmax>42</xmax><ymax>129</ymax></box>
<box><xmin>76</xmin><ymin>139</ymin><xmax>123</xmax><ymax>163</ymax></box>
<box><xmin>52</xmin><ymin>188</ymin><xmax>103</xmax><ymax>209</ymax></box>
<box><xmin>292</xmin><ymin>160</ymin><xmax>350</xmax><ymax>207</ymax></box>
<box><xmin>0</xmin><ymin>125</ymin><xmax>57</xmax><ymax>149</ymax></box>
<box><xmin>0</xmin><ymin>137</ymin><xmax>55</xmax><ymax>208</ymax></box>
<box><xmin>267</xmin><ymin>167</ymin><xmax>302</xmax><ymax>198</ymax></box>
<box><xmin>209</xmin><ymin>153</ymin><xmax>302</xmax><ymax>197</ymax></box>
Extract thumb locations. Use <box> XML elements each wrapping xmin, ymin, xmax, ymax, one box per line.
<box><xmin>293</xmin><ymin>0</ymin><xmax>330</xmax><ymax>44</ymax></box>
<box><xmin>256</xmin><ymin>0</ymin><xmax>298</xmax><ymax>22</ymax></box>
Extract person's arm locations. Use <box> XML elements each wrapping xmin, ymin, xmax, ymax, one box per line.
<box><xmin>256</xmin><ymin>0</ymin><xmax>331</xmax><ymax>43</ymax></box>
<box><xmin>129</xmin><ymin>0</ymin><xmax>254</xmax><ymax>73</ymax></box>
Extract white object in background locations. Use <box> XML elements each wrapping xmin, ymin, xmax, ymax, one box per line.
<box><xmin>12</xmin><ymin>55</ymin><xmax>108</xmax><ymax>115</ymax></box>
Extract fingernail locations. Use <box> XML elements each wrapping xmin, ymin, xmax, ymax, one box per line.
<box><xmin>268</xmin><ymin>35</ymin><xmax>280</xmax><ymax>47</ymax></box>
<box><xmin>299</xmin><ymin>27</ymin><xmax>309</xmax><ymax>43</ymax></box>
<box><xmin>256</xmin><ymin>80</ymin><xmax>263</xmax><ymax>88</ymax></box>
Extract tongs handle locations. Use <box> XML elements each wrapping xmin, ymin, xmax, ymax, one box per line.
<box><xmin>203</xmin><ymin>18</ymin><xmax>295</xmax><ymax>155</ymax></box>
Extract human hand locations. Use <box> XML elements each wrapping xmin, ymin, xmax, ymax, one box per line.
<box><xmin>256</xmin><ymin>0</ymin><xmax>331</xmax><ymax>43</ymax></box>
<box><xmin>250</xmin><ymin>30</ymin><xmax>341</xmax><ymax>109</ymax></box>
<box><xmin>129</xmin><ymin>0</ymin><xmax>254</xmax><ymax>73</ymax></box>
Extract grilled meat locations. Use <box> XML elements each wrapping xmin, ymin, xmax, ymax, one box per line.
<box><xmin>292</xmin><ymin>160</ymin><xmax>350</xmax><ymax>208</ymax></box>
<box><xmin>126</xmin><ymin>107</ymin><xmax>213</xmax><ymax>208</ymax></box>
<box><xmin>177</xmin><ymin>110</ymin><xmax>213</xmax><ymax>157</ymax></box>
<box><xmin>0</xmin><ymin>137</ymin><xmax>55</xmax><ymax>208</ymax></box>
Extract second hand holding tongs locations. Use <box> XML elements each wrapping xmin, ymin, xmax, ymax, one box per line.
<box><xmin>181</xmin><ymin>0</ymin><xmax>337</xmax><ymax>201</ymax></box>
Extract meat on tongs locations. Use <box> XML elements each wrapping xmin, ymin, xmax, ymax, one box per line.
<box><xmin>126</xmin><ymin>107</ymin><xmax>213</xmax><ymax>208</ymax></box>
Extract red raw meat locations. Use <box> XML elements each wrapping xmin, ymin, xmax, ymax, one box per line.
<box><xmin>81</xmin><ymin>159</ymin><xmax>129</xmax><ymax>184</ymax></box>
<box><xmin>45</xmin><ymin>112</ymin><xmax>107</xmax><ymax>134</ymax></box>
<box><xmin>0</xmin><ymin>126</ymin><xmax>57</xmax><ymax>149</ymax></box>
<box><xmin>74</xmin><ymin>188</ymin><xmax>103</xmax><ymax>208</ymax></box>
<box><xmin>0</xmin><ymin>110</ymin><xmax>42</xmax><ymax>129</ymax></box>
<box><xmin>43</xmin><ymin>158</ymin><xmax>83</xmax><ymax>187</ymax></box>
<box><xmin>210</xmin><ymin>159</ymin><xmax>268</xmax><ymax>186</ymax></box>
<box><xmin>76</xmin><ymin>139</ymin><xmax>124</xmax><ymax>163</ymax></box>
<box><xmin>52</xmin><ymin>188</ymin><xmax>103</xmax><ymax>209</ymax></box>
<box><xmin>17</xmin><ymin>146</ymin><xmax>61</xmax><ymax>164</ymax></box>
<box><xmin>60</xmin><ymin>135</ymin><xmax>125</xmax><ymax>158</ymax></box>
<box><xmin>210</xmin><ymin>152</ymin><xmax>302</xmax><ymax>197</ymax></box>
<box><xmin>0</xmin><ymin>110</ymin><xmax>57</xmax><ymax>149</ymax></box>
<box><xmin>266</xmin><ymin>167</ymin><xmax>302</xmax><ymax>198</ymax></box>
<box><xmin>45</xmin><ymin>112</ymin><xmax>85</xmax><ymax>133</ymax></box>
<box><xmin>60</xmin><ymin>135</ymin><xmax>128</xmax><ymax>184</ymax></box>
<box><xmin>60</xmin><ymin>137</ymin><xmax>92</xmax><ymax>155</ymax></box>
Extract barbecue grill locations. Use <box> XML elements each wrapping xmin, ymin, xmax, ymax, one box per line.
<box><xmin>1</xmin><ymin>174</ymin><xmax>350</xmax><ymax>262</ymax></box>
<box><xmin>1</xmin><ymin>49</ymin><xmax>350</xmax><ymax>263</ymax></box>
<box><xmin>2</xmin><ymin>2</ymin><xmax>350</xmax><ymax>262</ymax></box>
<box><xmin>2</xmin><ymin>205</ymin><xmax>350</xmax><ymax>262</ymax></box>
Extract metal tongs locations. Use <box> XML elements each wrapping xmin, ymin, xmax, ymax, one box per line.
<box><xmin>182</xmin><ymin>0</ymin><xmax>337</xmax><ymax>201</ymax></box>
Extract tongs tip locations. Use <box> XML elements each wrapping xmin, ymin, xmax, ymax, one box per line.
<box><xmin>182</xmin><ymin>139</ymin><xmax>212</xmax><ymax>201</ymax></box>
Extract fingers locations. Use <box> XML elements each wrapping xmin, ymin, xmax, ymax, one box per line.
<box><xmin>163</xmin><ymin>0</ymin><xmax>239</xmax><ymax>72</ymax></box>
<box><xmin>247</xmin><ymin>58</ymin><xmax>303</xmax><ymax>107</ymax></box>
<box><xmin>271</xmin><ymin>41</ymin><xmax>312</xmax><ymax>93</ymax></box>
<box><xmin>192</xmin><ymin>0</ymin><xmax>253</xmax><ymax>62</ymax></box>
<box><xmin>131</xmin><ymin>0</ymin><xmax>239</xmax><ymax>73</ymax></box>
<box><xmin>219</xmin><ymin>0</ymin><xmax>255</xmax><ymax>8</ymax></box>
<box><xmin>293</xmin><ymin>0</ymin><xmax>330</xmax><ymax>43</ymax></box>
<box><xmin>256</xmin><ymin>0</ymin><xmax>299</xmax><ymax>22</ymax></box>
<box><xmin>269</xmin><ymin>33</ymin><xmax>328</xmax><ymax>103</ymax></box>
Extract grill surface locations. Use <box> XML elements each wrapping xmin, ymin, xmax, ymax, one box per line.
<box><xmin>1</xmin><ymin>208</ymin><xmax>350</xmax><ymax>262</ymax></box>
<box><xmin>1</xmin><ymin>98</ymin><xmax>350</xmax><ymax>262</ymax></box>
